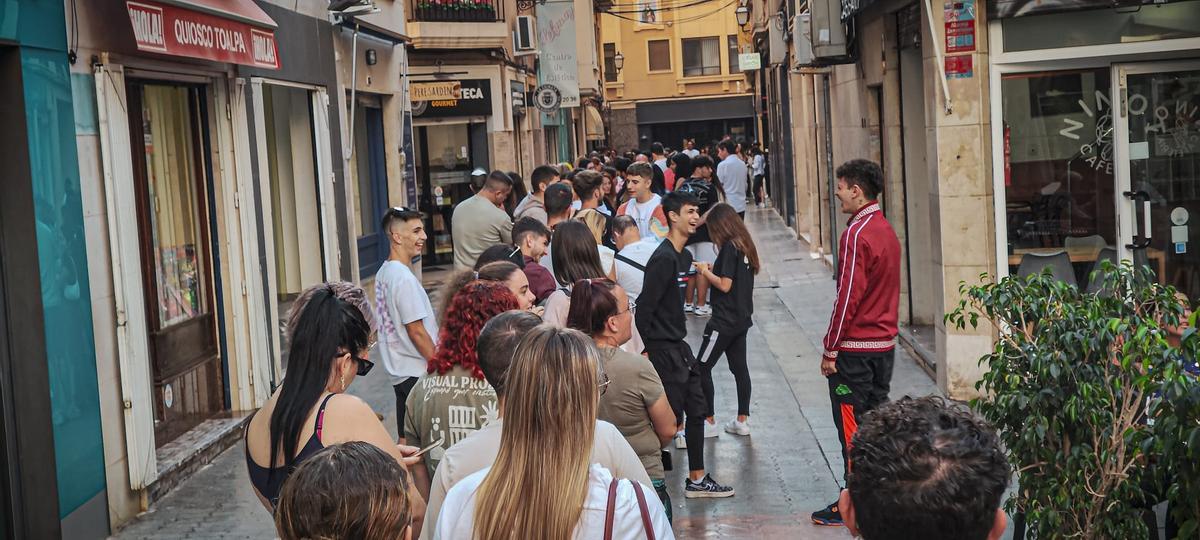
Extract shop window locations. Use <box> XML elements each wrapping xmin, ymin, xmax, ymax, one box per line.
<box><xmin>727</xmin><ymin>35</ymin><xmax>741</xmax><ymax>74</ymax></box>
<box><xmin>1001</xmin><ymin>68</ymin><xmax>1117</xmax><ymax>277</ymax></box>
<box><xmin>603</xmin><ymin>43</ymin><xmax>618</xmax><ymax>82</ymax></box>
<box><xmin>647</xmin><ymin>39</ymin><xmax>670</xmax><ymax>72</ymax></box>
<box><xmin>683</xmin><ymin>37</ymin><xmax>721</xmax><ymax>77</ymax></box>
<box><xmin>1000</xmin><ymin>3</ymin><xmax>1200</xmax><ymax>53</ymax></box>
<box><xmin>141</xmin><ymin>85</ymin><xmax>208</xmax><ymax>327</ymax></box>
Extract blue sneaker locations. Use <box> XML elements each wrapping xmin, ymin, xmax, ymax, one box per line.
<box><xmin>811</xmin><ymin>501</ymin><xmax>844</xmax><ymax>526</ymax></box>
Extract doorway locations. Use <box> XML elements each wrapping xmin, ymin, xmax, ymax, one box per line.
<box><xmin>1115</xmin><ymin>61</ymin><xmax>1200</xmax><ymax>300</ymax></box>
<box><xmin>354</xmin><ymin>104</ymin><xmax>390</xmax><ymax>279</ymax></box>
<box><xmin>126</xmin><ymin>82</ymin><xmax>224</xmax><ymax>446</ymax></box>
<box><xmin>415</xmin><ymin>122</ymin><xmax>488</xmax><ymax>267</ymax></box>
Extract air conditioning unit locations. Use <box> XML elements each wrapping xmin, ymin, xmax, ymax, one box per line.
<box><xmin>793</xmin><ymin>13</ymin><xmax>815</xmax><ymax>67</ymax></box>
<box><xmin>809</xmin><ymin>0</ymin><xmax>854</xmax><ymax>64</ymax></box>
<box><xmin>514</xmin><ymin>15</ymin><xmax>537</xmax><ymax>54</ymax></box>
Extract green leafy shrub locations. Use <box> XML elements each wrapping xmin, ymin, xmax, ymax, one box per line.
<box><xmin>946</xmin><ymin>261</ymin><xmax>1200</xmax><ymax>539</ymax></box>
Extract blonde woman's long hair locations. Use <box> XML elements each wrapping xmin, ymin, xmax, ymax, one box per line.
<box><xmin>472</xmin><ymin>325</ymin><xmax>601</xmax><ymax>540</ymax></box>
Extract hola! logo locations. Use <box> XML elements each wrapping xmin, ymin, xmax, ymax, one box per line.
<box><xmin>129</xmin><ymin>2</ymin><xmax>167</xmax><ymax>51</ymax></box>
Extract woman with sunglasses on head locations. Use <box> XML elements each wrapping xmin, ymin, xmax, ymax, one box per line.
<box><xmin>567</xmin><ymin>279</ymin><xmax>679</xmax><ymax>522</ymax></box>
<box><xmin>244</xmin><ymin>282</ymin><xmax>426</xmax><ymax>523</ymax></box>
<box><xmin>432</xmin><ymin>326</ymin><xmax>674</xmax><ymax>540</ymax></box>
<box><xmin>405</xmin><ymin>281</ymin><xmax>518</xmax><ymax>498</ymax></box>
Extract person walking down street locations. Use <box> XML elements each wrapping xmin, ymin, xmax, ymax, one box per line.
<box><xmin>420</xmin><ymin>312</ymin><xmax>652</xmax><ymax>540</ymax></box>
<box><xmin>512</xmin><ymin>217</ymin><xmax>556</xmax><ymax>303</ymax></box>
<box><xmin>616</xmin><ymin>162</ymin><xmax>669</xmax><ymax>241</ymax></box>
<box><xmin>811</xmin><ymin>159</ymin><xmax>901</xmax><ymax>527</ymax></box>
<box><xmin>567</xmin><ymin>279</ymin><xmax>678</xmax><ymax>520</ymax></box>
<box><xmin>514</xmin><ymin>165</ymin><xmax>560</xmax><ymax>224</ymax></box>
<box><xmin>716</xmin><ymin>140</ymin><xmax>748</xmax><ymax>218</ymax></box>
<box><xmin>691</xmin><ymin>203</ymin><xmax>759</xmax><ymax>437</ymax></box>
<box><xmin>750</xmin><ymin>146</ymin><xmax>767</xmax><ymax>208</ymax></box>
<box><xmin>275</xmin><ymin>442</ymin><xmax>416</xmax><ymax>540</ymax></box>
<box><xmin>404</xmin><ymin>282</ymin><xmax>518</xmax><ymax>496</ymax></box>
<box><xmin>432</xmin><ymin>326</ymin><xmax>674</xmax><ymax>540</ymax></box>
<box><xmin>244</xmin><ymin>283</ymin><xmax>426</xmax><ymax>522</ymax></box>
<box><xmin>610</xmin><ymin>215</ymin><xmax>659</xmax><ymax>302</ymax></box>
<box><xmin>451</xmin><ymin>171</ymin><xmax>514</xmax><ymax>269</ymax></box>
<box><xmin>637</xmin><ymin>191</ymin><xmax>735</xmax><ymax>499</ymax></box>
<box><xmin>676</xmin><ymin>155</ymin><xmax>725</xmax><ymax>319</ymax></box>
<box><xmin>375</xmin><ymin>207</ymin><xmax>439</xmax><ymax>441</ymax></box>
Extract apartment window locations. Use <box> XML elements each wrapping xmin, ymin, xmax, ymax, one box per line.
<box><xmin>647</xmin><ymin>39</ymin><xmax>670</xmax><ymax>71</ymax></box>
<box><xmin>603</xmin><ymin>43</ymin><xmax>618</xmax><ymax>82</ymax></box>
<box><xmin>727</xmin><ymin>35</ymin><xmax>742</xmax><ymax>74</ymax></box>
<box><xmin>682</xmin><ymin>37</ymin><xmax>720</xmax><ymax>77</ymax></box>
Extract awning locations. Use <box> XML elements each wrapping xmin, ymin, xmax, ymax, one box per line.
<box><xmin>585</xmin><ymin>104</ymin><xmax>605</xmax><ymax>141</ymax></box>
<box><xmin>636</xmin><ymin>96</ymin><xmax>755</xmax><ymax>125</ymax></box>
<box><xmin>126</xmin><ymin>0</ymin><xmax>280</xmax><ymax>69</ymax></box>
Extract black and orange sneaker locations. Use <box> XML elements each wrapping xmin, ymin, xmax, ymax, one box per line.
<box><xmin>811</xmin><ymin>501</ymin><xmax>844</xmax><ymax>526</ymax></box>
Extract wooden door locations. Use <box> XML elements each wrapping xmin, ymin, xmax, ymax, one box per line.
<box><xmin>127</xmin><ymin>82</ymin><xmax>224</xmax><ymax>447</ymax></box>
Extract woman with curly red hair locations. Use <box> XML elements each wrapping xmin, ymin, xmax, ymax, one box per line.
<box><xmin>403</xmin><ymin>281</ymin><xmax>518</xmax><ymax>497</ymax></box>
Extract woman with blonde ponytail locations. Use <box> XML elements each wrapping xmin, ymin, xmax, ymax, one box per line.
<box><xmin>432</xmin><ymin>325</ymin><xmax>673</xmax><ymax>540</ymax></box>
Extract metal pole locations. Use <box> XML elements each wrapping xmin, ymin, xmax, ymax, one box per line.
<box><xmin>823</xmin><ymin>73</ymin><xmax>838</xmax><ymax>280</ymax></box>
<box><xmin>345</xmin><ymin>23</ymin><xmax>360</xmax><ymax>162</ymax></box>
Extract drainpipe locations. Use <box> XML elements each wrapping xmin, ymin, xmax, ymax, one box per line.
<box><xmin>822</xmin><ymin>73</ymin><xmax>838</xmax><ymax>280</ymax></box>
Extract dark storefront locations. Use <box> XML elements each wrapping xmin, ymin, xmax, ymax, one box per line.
<box><xmin>635</xmin><ymin>95</ymin><xmax>756</xmax><ymax>149</ymax></box>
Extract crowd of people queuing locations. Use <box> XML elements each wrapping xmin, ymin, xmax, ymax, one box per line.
<box><xmin>243</xmin><ymin>136</ymin><xmax>1016</xmax><ymax>540</ymax></box>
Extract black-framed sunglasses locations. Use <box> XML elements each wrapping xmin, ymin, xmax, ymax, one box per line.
<box><xmin>353</xmin><ymin>355</ymin><xmax>375</xmax><ymax>376</ymax></box>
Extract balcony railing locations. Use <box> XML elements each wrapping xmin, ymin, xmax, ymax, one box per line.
<box><xmin>414</xmin><ymin>0</ymin><xmax>502</xmax><ymax>22</ymax></box>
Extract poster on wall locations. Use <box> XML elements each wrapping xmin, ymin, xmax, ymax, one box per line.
<box><xmin>944</xmin><ymin>0</ymin><xmax>975</xmax><ymax>54</ymax></box>
<box><xmin>946</xmin><ymin>55</ymin><xmax>973</xmax><ymax>79</ymax></box>
<box><xmin>536</xmin><ymin>0</ymin><xmax>580</xmax><ymax>108</ymax></box>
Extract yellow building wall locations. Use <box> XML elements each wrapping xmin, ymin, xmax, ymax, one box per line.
<box><xmin>599</xmin><ymin>2</ymin><xmax>752</xmax><ymax>103</ymax></box>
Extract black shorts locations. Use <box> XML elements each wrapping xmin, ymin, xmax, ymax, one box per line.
<box><xmin>393</xmin><ymin>377</ymin><xmax>418</xmax><ymax>437</ymax></box>
<box><xmin>645</xmin><ymin>344</ymin><xmax>707</xmax><ymax>423</ymax></box>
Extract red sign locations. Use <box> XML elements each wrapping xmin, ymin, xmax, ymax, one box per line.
<box><xmin>945</xmin><ymin>19</ymin><xmax>975</xmax><ymax>53</ymax></box>
<box><xmin>945</xmin><ymin>55</ymin><xmax>973</xmax><ymax>79</ymax></box>
<box><xmin>126</xmin><ymin>1</ymin><xmax>279</xmax><ymax>69</ymax></box>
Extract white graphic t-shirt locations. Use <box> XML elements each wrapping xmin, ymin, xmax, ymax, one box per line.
<box><xmin>375</xmin><ymin>261</ymin><xmax>439</xmax><ymax>384</ymax></box>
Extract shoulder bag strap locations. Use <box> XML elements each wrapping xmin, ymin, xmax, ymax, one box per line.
<box><xmin>604</xmin><ymin>477</ymin><xmax>620</xmax><ymax>540</ymax></box>
<box><xmin>614</xmin><ymin>253</ymin><xmax>646</xmax><ymax>272</ymax></box>
<box><xmin>630</xmin><ymin>480</ymin><xmax>657</xmax><ymax>540</ymax></box>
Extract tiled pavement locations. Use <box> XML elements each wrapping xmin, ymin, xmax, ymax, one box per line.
<box><xmin>111</xmin><ymin>207</ymin><xmax>942</xmax><ymax>539</ymax></box>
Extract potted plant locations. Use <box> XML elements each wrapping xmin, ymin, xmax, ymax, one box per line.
<box><xmin>947</xmin><ymin>262</ymin><xmax>1200</xmax><ymax>538</ymax></box>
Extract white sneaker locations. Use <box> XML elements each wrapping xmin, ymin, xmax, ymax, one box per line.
<box><xmin>724</xmin><ymin>418</ymin><xmax>751</xmax><ymax>436</ymax></box>
<box><xmin>684</xmin><ymin>303</ymin><xmax>695</xmax><ymax>313</ymax></box>
<box><xmin>704</xmin><ymin>422</ymin><xmax>721</xmax><ymax>438</ymax></box>
<box><xmin>674</xmin><ymin>431</ymin><xmax>687</xmax><ymax>449</ymax></box>
<box><xmin>694</xmin><ymin>305</ymin><xmax>712</xmax><ymax>317</ymax></box>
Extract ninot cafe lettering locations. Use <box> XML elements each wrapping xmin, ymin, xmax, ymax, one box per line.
<box><xmin>126</xmin><ymin>1</ymin><xmax>280</xmax><ymax>69</ymax></box>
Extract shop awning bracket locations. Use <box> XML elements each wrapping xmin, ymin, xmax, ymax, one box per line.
<box><xmin>921</xmin><ymin>0</ymin><xmax>953</xmax><ymax>115</ymax></box>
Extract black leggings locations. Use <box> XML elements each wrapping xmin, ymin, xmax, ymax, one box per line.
<box><xmin>753</xmin><ymin>174</ymin><xmax>766</xmax><ymax>204</ymax></box>
<box><xmin>393</xmin><ymin>377</ymin><xmax>419</xmax><ymax>438</ymax></box>
<box><xmin>696</xmin><ymin>325</ymin><xmax>751</xmax><ymax>417</ymax></box>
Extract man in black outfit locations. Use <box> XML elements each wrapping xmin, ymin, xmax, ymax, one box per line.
<box><xmin>635</xmin><ymin>191</ymin><xmax>735</xmax><ymax>499</ymax></box>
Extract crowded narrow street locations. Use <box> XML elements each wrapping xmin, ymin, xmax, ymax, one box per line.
<box><xmin>109</xmin><ymin>208</ymin><xmax>938</xmax><ymax>539</ymax></box>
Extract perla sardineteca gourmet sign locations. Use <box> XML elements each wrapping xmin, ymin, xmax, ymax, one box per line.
<box><xmin>411</xmin><ymin>79</ymin><xmax>493</xmax><ymax>118</ymax></box>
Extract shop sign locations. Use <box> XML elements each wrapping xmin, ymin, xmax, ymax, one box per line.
<box><xmin>536</xmin><ymin>0</ymin><xmax>580</xmax><ymax>108</ymax></box>
<box><xmin>945</xmin><ymin>55</ymin><xmax>972</xmax><ymax>79</ymax></box>
<box><xmin>126</xmin><ymin>1</ymin><xmax>279</xmax><ymax>69</ymax></box>
<box><xmin>412</xmin><ymin>81</ymin><xmax>463</xmax><ymax>101</ymax></box>
<box><xmin>412</xmin><ymin>79</ymin><xmax>493</xmax><ymax>118</ymax></box>
<box><xmin>944</xmin><ymin>0</ymin><xmax>975</xmax><ymax>54</ymax></box>
<box><xmin>738</xmin><ymin>53</ymin><xmax>762</xmax><ymax>70</ymax></box>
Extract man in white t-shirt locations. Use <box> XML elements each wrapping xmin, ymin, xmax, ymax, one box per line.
<box><xmin>616</xmin><ymin>162</ymin><xmax>669</xmax><ymax>241</ymax></box>
<box><xmin>375</xmin><ymin>207</ymin><xmax>439</xmax><ymax>442</ymax></box>
<box><xmin>682</xmin><ymin>138</ymin><xmax>700</xmax><ymax>158</ymax></box>
<box><xmin>610</xmin><ymin>215</ymin><xmax>659</xmax><ymax>301</ymax></box>
<box><xmin>716</xmin><ymin>140</ymin><xmax>749</xmax><ymax>217</ymax></box>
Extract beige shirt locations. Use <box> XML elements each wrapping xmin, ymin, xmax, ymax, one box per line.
<box><xmin>596</xmin><ymin>347</ymin><xmax>666</xmax><ymax>480</ymax></box>
<box><xmin>450</xmin><ymin>193</ymin><xmax>513</xmax><ymax>269</ymax></box>
<box><xmin>419</xmin><ymin>419</ymin><xmax>652</xmax><ymax>540</ymax></box>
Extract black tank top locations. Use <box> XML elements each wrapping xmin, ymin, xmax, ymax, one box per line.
<box><xmin>245</xmin><ymin>393</ymin><xmax>335</xmax><ymax>507</ymax></box>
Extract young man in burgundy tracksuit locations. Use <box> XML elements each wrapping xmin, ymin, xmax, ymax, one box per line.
<box><xmin>811</xmin><ymin>159</ymin><xmax>901</xmax><ymax>527</ymax></box>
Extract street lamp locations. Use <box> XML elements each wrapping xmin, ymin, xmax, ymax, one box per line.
<box><xmin>735</xmin><ymin>2</ymin><xmax>750</xmax><ymax>27</ymax></box>
<box><xmin>614</xmin><ymin>51</ymin><xmax>624</xmax><ymax>72</ymax></box>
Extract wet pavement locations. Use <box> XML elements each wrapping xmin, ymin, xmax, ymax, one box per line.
<box><xmin>110</xmin><ymin>207</ymin><xmax>941</xmax><ymax>539</ymax></box>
